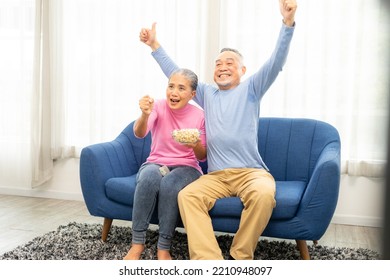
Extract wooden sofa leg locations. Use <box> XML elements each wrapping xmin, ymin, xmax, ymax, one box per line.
<box><xmin>102</xmin><ymin>218</ymin><xmax>113</xmax><ymax>242</ymax></box>
<box><xmin>296</xmin><ymin>240</ymin><xmax>310</xmax><ymax>260</ymax></box>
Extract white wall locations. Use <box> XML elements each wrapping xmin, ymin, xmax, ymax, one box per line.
<box><xmin>0</xmin><ymin>158</ymin><xmax>82</xmax><ymax>201</ymax></box>
<box><xmin>0</xmin><ymin>158</ymin><xmax>385</xmax><ymax>228</ymax></box>
<box><xmin>332</xmin><ymin>175</ymin><xmax>384</xmax><ymax>227</ymax></box>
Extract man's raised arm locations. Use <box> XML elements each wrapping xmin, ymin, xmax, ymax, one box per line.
<box><xmin>139</xmin><ymin>22</ymin><xmax>179</xmax><ymax>78</ymax></box>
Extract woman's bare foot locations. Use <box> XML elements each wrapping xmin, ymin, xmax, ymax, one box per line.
<box><xmin>157</xmin><ymin>249</ymin><xmax>172</xmax><ymax>260</ymax></box>
<box><xmin>123</xmin><ymin>244</ymin><xmax>145</xmax><ymax>260</ymax></box>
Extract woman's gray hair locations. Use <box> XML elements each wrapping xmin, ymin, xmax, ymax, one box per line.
<box><xmin>170</xmin><ymin>68</ymin><xmax>198</xmax><ymax>91</ymax></box>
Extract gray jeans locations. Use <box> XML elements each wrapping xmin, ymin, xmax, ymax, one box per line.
<box><xmin>131</xmin><ymin>163</ymin><xmax>201</xmax><ymax>250</ymax></box>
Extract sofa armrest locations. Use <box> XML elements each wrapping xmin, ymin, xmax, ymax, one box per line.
<box><xmin>296</xmin><ymin>141</ymin><xmax>341</xmax><ymax>236</ymax></box>
<box><xmin>80</xmin><ymin>139</ymin><xmax>140</xmax><ymax>216</ymax></box>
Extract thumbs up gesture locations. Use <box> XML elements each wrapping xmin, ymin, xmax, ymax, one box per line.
<box><xmin>139</xmin><ymin>22</ymin><xmax>160</xmax><ymax>51</ymax></box>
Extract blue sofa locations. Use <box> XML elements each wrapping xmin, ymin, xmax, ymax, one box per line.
<box><xmin>79</xmin><ymin>117</ymin><xmax>341</xmax><ymax>259</ymax></box>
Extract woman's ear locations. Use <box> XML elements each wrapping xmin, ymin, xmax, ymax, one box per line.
<box><xmin>191</xmin><ymin>90</ymin><xmax>196</xmax><ymax>98</ymax></box>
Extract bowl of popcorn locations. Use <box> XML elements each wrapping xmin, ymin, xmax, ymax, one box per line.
<box><xmin>172</xmin><ymin>128</ymin><xmax>200</xmax><ymax>144</ymax></box>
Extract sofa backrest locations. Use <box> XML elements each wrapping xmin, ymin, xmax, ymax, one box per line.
<box><xmin>118</xmin><ymin>118</ymin><xmax>340</xmax><ymax>181</ymax></box>
<box><xmin>115</xmin><ymin>121</ymin><xmax>152</xmax><ymax>175</ymax></box>
<box><xmin>258</xmin><ymin>117</ymin><xmax>340</xmax><ymax>182</ymax></box>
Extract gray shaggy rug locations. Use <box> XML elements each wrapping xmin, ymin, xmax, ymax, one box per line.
<box><xmin>0</xmin><ymin>222</ymin><xmax>381</xmax><ymax>260</ymax></box>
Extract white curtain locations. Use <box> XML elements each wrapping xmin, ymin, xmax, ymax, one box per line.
<box><xmin>49</xmin><ymin>0</ymin><xmax>207</xmax><ymax>155</ymax></box>
<box><xmin>0</xmin><ymin>0</ymin><xmax>388</xmax><ymax>189</ymax></box>
<box><xmin>0</xmin><ymin>0</ymin><xmax>35</xmax><ymax>187</ymax></box>
<box><xmin>32</xmin><ymin>0</ymin><xmax>207</xmax><ymax>186</ymax></box>
<box><xmin>31</xmin><ymin>0</ymin><xmax>53</xmax><ymax>186</ymax></box>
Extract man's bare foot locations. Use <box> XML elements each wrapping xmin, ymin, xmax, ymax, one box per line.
<box><xmin>157</xmin><ymin>249</ymin><xmax>172</xmax><ymax>260</ymax></box>
<box><xmin>123</xmin><ymin>244</ymin><xmax>145</xmax><ymax>260</ymax></box>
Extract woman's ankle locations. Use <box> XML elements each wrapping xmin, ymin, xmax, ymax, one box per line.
<box><xmin>123</xmin><ymin>243</ymin><xmax>145</xmax><ymax>260</ymax></box>
<box><xmin>157</xmin><ymin>249</ymin><xmax>172</xmax><ymax>260</ymax></box>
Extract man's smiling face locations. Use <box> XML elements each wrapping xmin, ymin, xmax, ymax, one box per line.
<box><xmin>214</xmin><ymin>51</ymin><xmax>246</xmax><ymax>91</ymax></box>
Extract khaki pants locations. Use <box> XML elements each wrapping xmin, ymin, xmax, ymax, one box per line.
<box><xmin>178</xmin><ymin>168</ymin><xmax>276</xmax><ymax>260</ymax></box>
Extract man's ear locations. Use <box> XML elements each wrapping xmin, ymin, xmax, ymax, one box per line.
<box><xmin>241</xmin><ymin>66</ymin><xmax>247</xmax><ymax>76</ymax></box>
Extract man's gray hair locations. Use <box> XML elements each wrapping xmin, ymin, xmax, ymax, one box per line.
<box><xmin>220</xmin><ymin>48</ymin><xmax>243</xmax><ymax>59</ymax></box>
<box><xmin>220</xmin><ymin>48</ymin><xmax>244</xmax><ymax>65</ymax></box>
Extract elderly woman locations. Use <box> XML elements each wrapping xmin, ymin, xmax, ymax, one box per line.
<box><xmin>123</xmin><ymin>68</ymin><xmax>206</xmax><ymax>260</ymax></box>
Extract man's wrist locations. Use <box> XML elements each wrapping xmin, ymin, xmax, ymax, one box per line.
<box><xmin>282</xmin><ymin>18</ymin><xmax>295</xmax><ymax>27</ymax></box>
<box><xmin>151</xmin><ymin>42</ymin><xmax>161</xmax><ymax>52</ymax></box>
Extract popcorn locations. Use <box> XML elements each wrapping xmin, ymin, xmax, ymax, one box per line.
<box><xmin>172</xmin><ymin>129</ymin><xmax>200</xmax><ymax>144</ymax></box>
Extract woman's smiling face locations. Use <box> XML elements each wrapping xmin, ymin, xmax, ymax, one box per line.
<box><xmin>166</xmin><ymin>73</ymin><xmax>195</xmax><ymax>110</ymax></box>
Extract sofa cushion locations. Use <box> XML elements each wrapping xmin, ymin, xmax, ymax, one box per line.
<box><xmin>209</xmin><ymin>181</ymin><xmax>306</xmax><ymax>220</ymax></box>
<box><xmin>105</xmin><ymin>175</ymin><xmax>137</xmax><ymax>206</ymax></box>
<box><xmin>105</xmin><ymin>176</ymin><xmax>306</xmax><ymax>220</ymax></box>
<box><xmin>272</xmin><ymin>181</ymin><xmax>306</xmax><ymax>219</ymax></box>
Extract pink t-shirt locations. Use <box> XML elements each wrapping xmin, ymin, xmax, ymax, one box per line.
<box><xmin>135</xmin><ymin>99</ymin><xmax>206</xmax><ymax>174</ymax></box>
